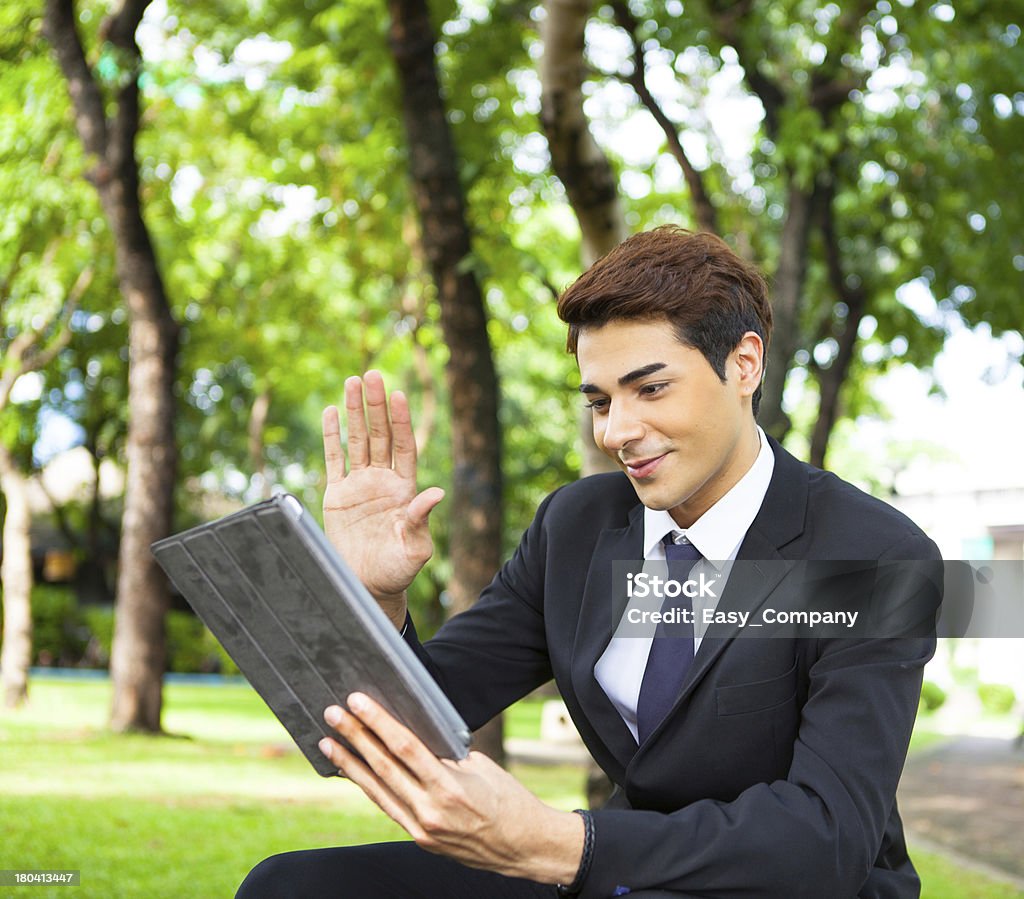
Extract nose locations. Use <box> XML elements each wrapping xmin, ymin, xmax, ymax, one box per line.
<box><xmin>599</xmin><ymin>401</ymin><xmax>645</xmax><ymax>454</ymax></box>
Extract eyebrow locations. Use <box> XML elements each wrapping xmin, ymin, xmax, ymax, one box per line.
<box><xmin>579</xmin><ymin>362</ymin><xmax>668</xmax><ymax>394</ymax></box>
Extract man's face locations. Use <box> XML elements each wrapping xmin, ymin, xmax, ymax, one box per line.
<box><xmin>576</xmin><ymin>318</ymin><xmax>762</xmax><ymax>528</ymax></box>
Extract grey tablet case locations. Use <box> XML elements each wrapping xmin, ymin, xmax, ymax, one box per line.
<box><xmin>151</xmin><ymin>493</ymin><xmax>471</xmax><ymax>776</ymax></box>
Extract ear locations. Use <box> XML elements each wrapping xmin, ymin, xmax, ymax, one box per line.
<box><xmin>732</xmin><ymin>332</ymin><xmax>764</xmax><ymax>399</ymax></box>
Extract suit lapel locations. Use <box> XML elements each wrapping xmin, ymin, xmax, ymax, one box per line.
<box><xmin>570</xmin><ymin>504</ymin><xmax>645</xmax><ymax>768</ymax></box>
<box><xmin>638</xmin><ymin>437</ymin><xmax>811</xmax><ymax>736</ymax></box>
<box><xmin>678</xmin><ymin>532</ymin><xmax>790</xmax><ymax>693</ymax></box>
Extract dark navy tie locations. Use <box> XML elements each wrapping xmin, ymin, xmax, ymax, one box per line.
<box><xmin>636</xmin><ymin>536</ymin><xmax>702</xmax><ymax>744</ymax></box>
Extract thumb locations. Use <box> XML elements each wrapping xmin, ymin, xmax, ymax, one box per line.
<box><xmin>407</xmin><ymin>486</ymin><xmax>445</xmax><ymax>527</ymax></box>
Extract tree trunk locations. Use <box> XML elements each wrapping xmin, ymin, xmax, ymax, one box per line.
<box><xmin>758</xmin><ymin>182</ymin><xmax>818</xmax><ymax>441</ymax></box>
<box><xmin>0</xmin><ymin>446</ymin><xmax>33</xmax><ymax>708</ymax></box>
<box><xmin>387</xmin><ymin>0</ymin><xmax>505</xmax><ymax>764</ymax></box>
<box><xmin>540</xmin><ymin>0</ymin><xmax>628</xmax><ymax>268</ymax></box>
<box><xmin>0</xmin><ymin>252</ymin><xmax>85</xmax><ymax>711</ymax></box>
<box><xmin>45</xmin><ymin>0</ymin><xmax>179</xmax><ymax>733</ymax></box>
<box><xmin>701</xmin><ymin>10</ymin><xmax>826</xmax><ymax>444</ymax></box>
<box><xmin>540</xmin><ymin>0</ymin><xmax>624</xmax><ymax>481</ymax></box>
<box><xmin>249</xmin><ymin>387</ymin><xmax>272</xmax><ymax>499</ymax></box>
<box><xmin>110</xmin><ymin>310</ymin><xmax>177</xmax><ymax>732</ymax></box>
<box><xmin>540</xmin><ymin>0</ymin><xmax>624</xmax><ymax>804</ymax></box>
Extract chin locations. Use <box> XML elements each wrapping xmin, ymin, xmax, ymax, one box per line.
<box><xmin>631</xmin><ymin>485</ymin><xmax>672</xmax><ymax>511</ymax></box>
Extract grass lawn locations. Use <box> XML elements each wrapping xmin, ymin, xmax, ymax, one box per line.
<box><xmin>505</xmin><ymin>694</ymin><xmax>546</xmax><ymax>741</ymax></box>
<box><xmin>1</xmin><ymin>679</ymin><xmax>1019</xmax><ymax>898</ymax></box>
<box><xmin>0</xmin><ymin>679</ymin><xmax>585</xmax><ymax>898</ymax></box>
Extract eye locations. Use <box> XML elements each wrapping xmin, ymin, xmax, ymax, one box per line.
<box><xmin>584</xmin><ymin>397</ymin><xmax>609</xmax><ymax>412</ymax></box>
<box><xmin>639</xmin><ymin>382</ymin><xmax>668</xmax><ymax>397</ymax></box>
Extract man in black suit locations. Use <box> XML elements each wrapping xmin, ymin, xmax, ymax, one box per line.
<box><xmin>238</xmin><ymin>227</ymin><xmax>939</xmax><ymax>898</ymax></box>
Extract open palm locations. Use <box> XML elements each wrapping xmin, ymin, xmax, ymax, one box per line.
<box><xmin>322</xmin><ymin>371</ymin><xmax>444</xmax><ymax>628</ymax></box>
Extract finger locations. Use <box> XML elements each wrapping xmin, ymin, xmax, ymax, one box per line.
<box><xmin>345</xmin><ymin>376</ymin><xmax>370</xmax><ymax>469</ymax></box>
<box><xmin>407</xmin><ymin>487</ymin><xmax>445</xmax><ymax>528</ymax></box>
<box><xmin>325</xmin><ymin>703</ymin><xmax>426</xmax><ymax>803</ymax></box>
<box><xmin>363</xmin><ymin>370</ymin><xmax>392</xmax><ymax>468</ymax></box>
<box><xmin>337</xmin><ymin>694</ymin><xmax>444</xmax><ymax>788</ymax></box>
<box><xmin>390</xmin><ymin>390</ymin><xmax>417</xmax><ymax>479</ymax></box>
<box><xmin>322</xmin><ymin>405</ymin><xmax>347</xmax><ymax>483</ymax></box>
<box><xmin>319</xmin><ymin>737</ymin><xmax>428</xmax><ymax>842</ymax></box>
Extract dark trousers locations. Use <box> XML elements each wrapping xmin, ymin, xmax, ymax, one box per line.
<box><xmin>235</xmin><ymin>842</ymin><xmax>559</xmax><ymax>899</ymax></box>
<box><xmin>236</xmin><ymin>840</ymin><xmax>685</xmax><ymax>897</ymax></box>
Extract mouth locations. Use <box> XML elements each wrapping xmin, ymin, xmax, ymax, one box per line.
<box><xmin>622</xmin><ymin>453</ymin><xmax>668</xmax><ymax>480</ymax></box>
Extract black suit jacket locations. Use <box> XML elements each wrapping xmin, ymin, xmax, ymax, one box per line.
<box><xmin>405</xmin><ymin>438</ymin><xmax>939</xmax><ymax>898</ymax></box>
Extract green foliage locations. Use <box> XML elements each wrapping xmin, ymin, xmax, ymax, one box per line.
<box><xmin>164</xmin><ymin>609</ymin><xmax>212</xmax><ymax>673</ymax></box>
<box><xmin>918</xmin><ymin>680</ymin><xmax>948</xmax><ymax>714</ymax></box>
<box><xmin>82</xmin><ymin>605</ymin><xmax>114</xmax><ymax>666</ymax></box>
<box><xmin>27</xmin><ymin>585</ymin><xmax>88</xmax><ymax>667</ymax></box>
<box><xmin>9</xmin><ymin>0</ymin><xmax>1020</xmax><ymax>656</ymax></box>
<box><xmin>165</xmin><ymin>609</ymin><xmax>240</xmax><ymax>675</ymax></box>
<box><xmin>23</xmin><ymin>590</ymin><xmax>241</xmax><ymax>676</ymax></box>
<box><xmin>1</xmin><ymin>3</ymin><xmax>113</xmax><ymax>470</ymax></box>
<box><xmin>589</xmin><ymin>0</ymin><xmax>1023</xmax><ymax>441</ymax></box>
<box><xmin>977</xmin><ymin>682</ymin><xmax>1016</xmax><ymax>715</ymax></box>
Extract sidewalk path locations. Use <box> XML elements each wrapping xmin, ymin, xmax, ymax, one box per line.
<box><xmin>898</xmin><ymin>735</ymin><xmax>1024</xmax><ymax>886</ymax></box>
<box><xmin>505</xmin><ymin>737</ymin><xmax>591</xmax><ymax>766</ymax></box>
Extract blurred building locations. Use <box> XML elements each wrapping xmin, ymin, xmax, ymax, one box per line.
<box><xmin>892</xmin><ymin>479</ymin><xmax>1024</xmax><ymax>706</ymax></box>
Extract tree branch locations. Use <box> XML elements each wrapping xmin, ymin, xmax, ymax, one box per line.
<box><xmin>0</xmin><ymin>264</ymin><xmax>92</xmax><ymax>413</ymax></box>
<box><xmin>809</xmin><ymin>76</ymin><xmax>859</xmax><ymax>117</ymax></box>
<box><xmin>26</xmin><ymin>266</ymin><xmax>92</xmax><ymax>372</ymax></box>
<box><xmin>43</xmin><ymin>0</ymin><xmax>109</xmax><ymax>164</ymax></box>
<box><xmin>1</xmin><ymin>329</ymin><xmax>34</xmax><ymax>383</ymax></box>
<box><xmin>705</xmin><ymin>0</ymin><xmax>786</xmax><ymax>139</ymax></box>
<box><xmin>0</xmin><ymin>226</ymin><xmax>36</xmax><ymax>315</ymax></box>
<box><xmin>809</xmin><ymin>176</ymin><xmax>869</xmax><ymax>467</ymax></box>
<box><xmin>104</xmin><ymin>0</ymin><xmax>147</xmax><ymax>184</ymax></box>
<box><xmin>100</xmin><ymin>0</ymin><xmax>151</xmax><ymax>49</ymax></box>
<box><xmin>610</xmin><ymin>0</ymin><xmax>719</xmax><ymax>234</ymax></box>
<box><xmin>808</xmin><ymin>0</ymin><xmax>875</xmax><ymax>122</ymax></box>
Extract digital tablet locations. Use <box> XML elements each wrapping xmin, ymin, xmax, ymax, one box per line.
<box><xmin>151</xmin><ymin>494</ymin><xmax>472</xmax><ymax>776</ymax></box>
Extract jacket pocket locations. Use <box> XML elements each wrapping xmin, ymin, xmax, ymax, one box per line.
<box><xmin>716</xmin><ymin>662</ymin><xmax>798</xmax><ymax>716</ymax></box>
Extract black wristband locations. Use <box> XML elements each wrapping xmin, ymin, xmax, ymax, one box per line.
<box><xmin>556</xmin><ymin>808</ymin><xmax>594</xmax><ymax>897</ymax></box>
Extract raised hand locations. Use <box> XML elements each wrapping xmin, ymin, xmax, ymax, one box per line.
<box><xmin>322</xmin><ymin>371</ymin><xmax>444</xmax><ymax>629</ymax></box>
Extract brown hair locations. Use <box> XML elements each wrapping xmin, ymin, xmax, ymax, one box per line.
<box><xmin>556</xmin><ymin>226</ymin><xmax>773</xmax><ymax>415</ymax></box>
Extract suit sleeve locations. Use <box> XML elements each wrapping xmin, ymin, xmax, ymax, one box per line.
<box><xmin>401</xmin><ymin>488</ymin><xmax>563</xmax><ymax>730</ymax></box>
<box><xmin>580</xmin><ymin>533</ymin><xmax>941</xmax><ymax>899</ymax></box>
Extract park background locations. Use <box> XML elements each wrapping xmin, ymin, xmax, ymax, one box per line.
<box><xmin>1</xmin><ymin>0</ymin><xmax>1022</xmax><ymax>895</ymax></box>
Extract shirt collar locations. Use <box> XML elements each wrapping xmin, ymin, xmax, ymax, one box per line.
<box><xmin>642</xmin><ymin>426</ymin><xmax>775</xmax><ymax>566</ymax></box>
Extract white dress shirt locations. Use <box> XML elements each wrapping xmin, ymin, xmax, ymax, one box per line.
<box><xmin>594</xmin><ymin>427</ymin><xmax>775</xmax><ymax>742</ymax></box>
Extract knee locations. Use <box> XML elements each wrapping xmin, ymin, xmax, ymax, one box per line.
<box><xmin>236</xmin><ymin>852</ymin><xmax>302</xmax><ymax>899</ymax></box>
